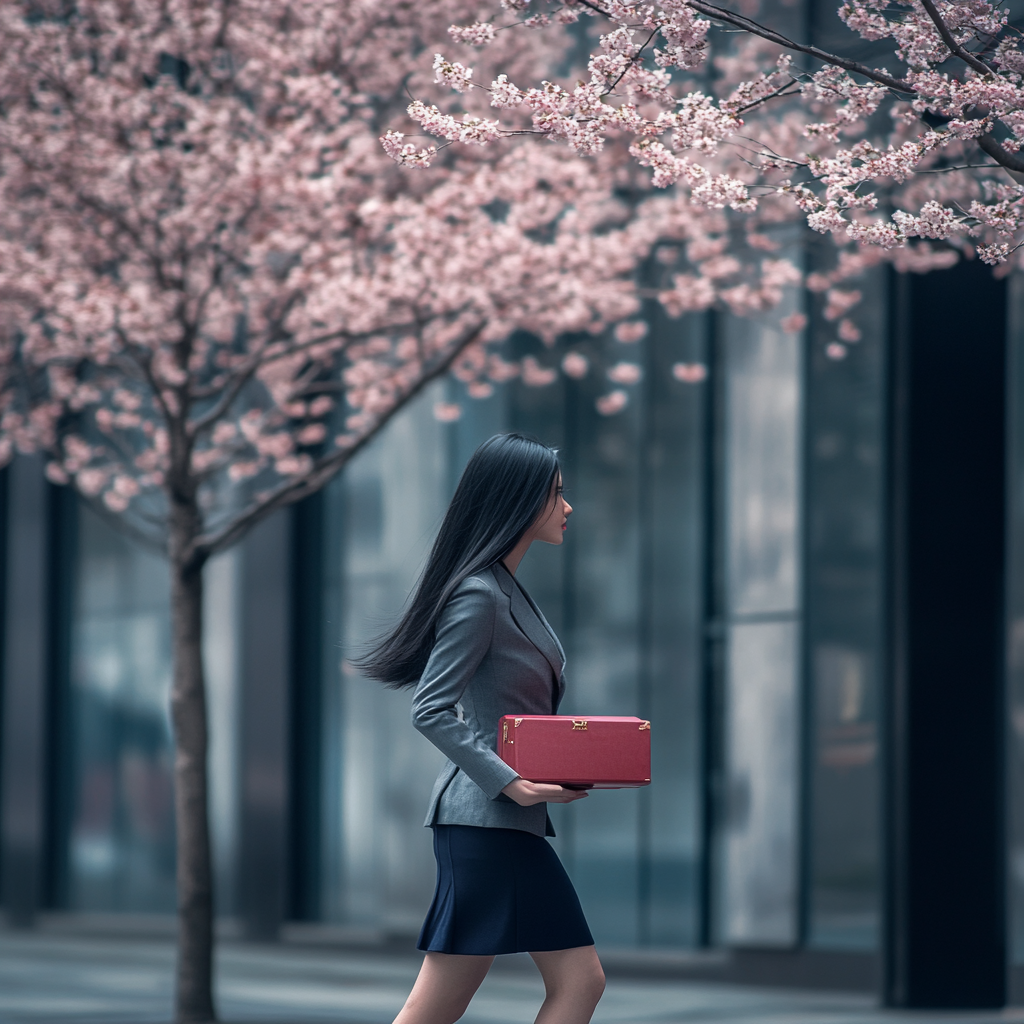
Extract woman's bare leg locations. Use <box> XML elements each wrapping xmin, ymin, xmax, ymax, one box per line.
<box><xmin>392</xmin><ymin>952</ymin><xmax>494</xmax><ymax>1024</ymax></box>
<box><xmin>530</xmin><ymin>946</ymin><xmax>606</xmax><ymax>1024</ymax></box>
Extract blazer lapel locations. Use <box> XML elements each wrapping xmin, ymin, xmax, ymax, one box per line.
<box><xmin>517</xmin><ymin>582</ymin><xmax>565</xmax><ymax>668</ymax></box>
<box><xmin>492</xmin><ymin>563</ymin><xmax>564</xmax><ymax>680</ymax></box>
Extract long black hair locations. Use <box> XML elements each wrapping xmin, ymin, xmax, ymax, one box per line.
<box><xmin>358</xmin><ymin>432</ymin><xmax>560</xmax><ymax>688</ymax></box>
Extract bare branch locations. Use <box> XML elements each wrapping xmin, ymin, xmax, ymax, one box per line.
<box><xmin>117</xmin><ymin>330</ymin><xmax>176</xmax><ymax>426</ymax></box>
<box><xmin>190</xmin><ymin>321</ymin><xmax>486</xmax><ymax>560</ymax></box>
<box><xmin>185</xmin><ymin>306</ymin><xmax>474</xmax><ymax>439</ymax></box>
<box><xmin>63</xmin><ymin>482</ymin><xmax>168</xmax><ymax>553</ymax></box>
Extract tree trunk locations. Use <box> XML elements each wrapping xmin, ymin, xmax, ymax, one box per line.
<box><xmin>169</xmin><ymin>513</ymin><xmax>216</xmax><ymax>1023</ymax></box>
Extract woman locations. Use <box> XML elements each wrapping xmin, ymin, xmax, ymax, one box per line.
<box><xmin>360</xmin><ymin>433</ymin><xmax>605</xmax><ymax>1024</ymax></box>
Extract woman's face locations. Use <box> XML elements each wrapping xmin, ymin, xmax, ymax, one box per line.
<box><xmin>532</xmin><ymin>473</ymin><xmax>573</xmax><ymax>546</ymax></box>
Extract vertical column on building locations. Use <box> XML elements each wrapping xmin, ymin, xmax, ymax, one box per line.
<box><xmin>0</xmin><ymin>457</ymin><xmax>51</xmax><ymax>924</ymax></box>
<box><xmin>884</xmin><ymin>261</ymin><xmax>1007</xmax><ymax>1008</ymax></box>
<box><xmin>238</xmin><ymin>509</ymin><xmax>294</xmax><ymax>940</ymax></box>
<box><xmin>289</xmin><ymin>493</ymin><xmax>324</xmax><ymax>922</ymax></box>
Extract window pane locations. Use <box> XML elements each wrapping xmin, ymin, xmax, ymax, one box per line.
<box><xmin>720</xmin><ymin>619</ymin><xmax>800</xmax><ymax>945</ymax></box>
<box><xmin>805</xmin><ymin>266</ymin><xmax>886</xmax><ymax>951</ymax></box>
<box><xmin>725</xmin><ymin>319</ymin><xmax>803</xmax><ymax>616</ymax></box>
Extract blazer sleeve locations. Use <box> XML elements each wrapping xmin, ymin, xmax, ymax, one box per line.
<box><xmin>411</xmin><ymin>578</ymin><xmax>521</xmax><ymax>800</ymax></box>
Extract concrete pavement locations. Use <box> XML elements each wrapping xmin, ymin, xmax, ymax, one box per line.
<box><xmin>1</xmin><ymin>930</ymin><xmax>1023</xmax><ymax>1024</ymax></box>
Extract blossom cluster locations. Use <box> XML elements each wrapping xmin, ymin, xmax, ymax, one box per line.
<box><xmin>0</xmin><ymin>0</ymin><xmax>659</xmax><ymax>532</ymax></box>
<box><xmin>396</xmin><ymin>0</ymin><xmax>1024</xmax><ymax>270</ymax></box>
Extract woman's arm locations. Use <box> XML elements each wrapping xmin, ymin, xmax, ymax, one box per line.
<box><xmin>410</xmin><ymin>579</ymin><xmax>520</xmax><ymax>800</ymax></box>
<box><xmin>412</xmin><ymin>578</ymin><xmax>588</xmax><ymax>806</ymax></box>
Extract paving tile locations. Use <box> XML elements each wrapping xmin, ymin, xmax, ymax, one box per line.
<box><xmin>0</xmin><ymin>931</ymin><xmax>1022</xmax><ymax>1024</ymax></box>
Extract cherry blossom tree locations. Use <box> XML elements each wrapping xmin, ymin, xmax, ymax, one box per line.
<box><xmin>391</xmin><ymin>0</ymin><xmax>1024</xmax><ymax>361</ymax></box>
<box><xmin>0</xmin><ymin>1</ymin><xmax>686</xmax><ymax>1020</ymax></box>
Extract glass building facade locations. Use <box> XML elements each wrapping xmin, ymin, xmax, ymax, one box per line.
<box><xmin>0</xmin><ymin>257</ymin><xmax>1022</xmax><ymax>1004</ymax></box>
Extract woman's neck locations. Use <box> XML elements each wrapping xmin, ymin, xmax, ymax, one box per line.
<box><xmin>501</xmin><ymin>538</ymin><xmax>531</xmax><ymax>576</ymax></box>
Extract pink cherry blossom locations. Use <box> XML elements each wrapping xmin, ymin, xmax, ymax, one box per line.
<box><xmin>824</xmin><ymin>289</ymin><xmax>863</xmax><ymax>322</ymax></box>
<box><xmin>434</xmin><ymin>54</ymin><xmax>475</xmax><ymax>93</ymax></box>
<box><xmin>521</xmin><ymin>356</ymin><xmax>559</xmax><ymax>387</ymax></box>
<box><xmin>838</xmin><ymin>319</ymin><xmax>862</xmax><ymax>343</ymax></box>
<box><xmin>607</xmin><ymin>362</ymin><xmax>643</xmax><ymax>385</ymax></box>
<box><xmin>596</xmin><ymin>390</ymin><xmax>630</xmax><ymax>415</ymax></box>
<box><xmin>614</xmin><ymin>321</ymin><xmax>648</xmax><ymax>344</ymax></box>
<box><xmin>561</xmin><ymin>352</ymin><xmax>590</xmax><ymax>379</ymax></box>
<box><xmin>672</xmin><ymin>362</ymin><xmax>709</xmax><ymax>384</ymax></box>
<box><xmin>434</xmin><ymin>403</ymin><xmax>463</xmax><ymax>422</ymax></box>
<box><xmin>449</xmin><ymin>21</ymin><xmax>497</xmax><ymax>46</ymax></box>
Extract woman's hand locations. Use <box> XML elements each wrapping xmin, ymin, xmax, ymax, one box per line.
<box><xmin>501</xmin><ymin>779</ymin><xmax>590</xmax><ymax>806</ymax></box>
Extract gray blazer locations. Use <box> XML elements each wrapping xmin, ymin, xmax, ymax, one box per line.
<box><xmin>411</xmin><ymin>561</ymin><xmax>565</xmax><ymax>837</ymax></box>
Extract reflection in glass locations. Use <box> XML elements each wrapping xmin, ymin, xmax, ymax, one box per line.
<box><xmin>725</xmin><ymin>319</ymin><xmax>802</xmax><ymax>616</ymax></box>
<box><xmin>66</xmin><ymin>505</ymin><xmax>175</xmax><ymax>911</ymax></box>
<box><xmin>721</xmin><ymin>620</ymin><xmax>800</xmax><ymax>944</ymax></box>
<box><xmin>717</xmin><ymin>302</ymin><xmax>803</xmax><ymax>947</ymax></box>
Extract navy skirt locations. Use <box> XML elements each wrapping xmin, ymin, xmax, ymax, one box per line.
<box><xmin>417</xmin><ymin>825</ymin><xmax>594</xmax><ymax>955</ymax></box>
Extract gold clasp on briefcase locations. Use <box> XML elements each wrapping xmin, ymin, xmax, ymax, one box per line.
<box><xmin>571</xmin><ymin>719</ymin><xmax>588</xmax><ymax>730</ymax></box>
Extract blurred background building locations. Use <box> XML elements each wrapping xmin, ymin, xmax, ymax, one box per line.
<box><xmin>0</xmin><ymin>257</ymin><xmax>1020</xmax><ymax>1008</ymax></box>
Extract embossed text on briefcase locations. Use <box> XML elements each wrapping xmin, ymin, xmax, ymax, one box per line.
<box><xmin>497</xmin><ymin>715</ymin><xmax>651</xmax><ymax>789</ymax></box>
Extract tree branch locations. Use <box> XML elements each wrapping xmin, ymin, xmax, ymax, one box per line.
<box><xmin>976</xmin><ymin>132</ymin><xmax>1024</xmax><ymax>173</ymax></box>
<box><xmin>189</xmin><ymin>321</ymin><xmax>487</xmax><ymax>560</ymax></box>
<box><xmin>184</xmin><ymin>295</ymin><xmax>307</xmax><ymax>438</ymax></box>
<box><xmin>79</xmin><ymin>491</ymin><xmax>168</xmax><ymax>552</ymax></box>
<box><xmin>683</xmin><ymin>0</ymin><xmax>915</xmax><ymax>92</ymax></box>
<box><xmin>603</xmin><ymin>28</ymin><xmax>660</xmax><ymax>97</ymax></box>
<box><xmin>731</xmin><ymin>80</ymin><xmax>803</xmax><ymax>117</ymax></box>
<box><xmin>186</xmin><ymin>306</ymin><xmax>477</xmax><ymax>439</ymax></box>
<box><xmin>918</xmin><ymin>0</ymin><xmax>995</xmax><ymax>76</ymax></box>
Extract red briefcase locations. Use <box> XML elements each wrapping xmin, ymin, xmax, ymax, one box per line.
<box><xmin>497</xmin><ymin>715</ymin><xmax>651</xmax><ymax>789</ymax></box>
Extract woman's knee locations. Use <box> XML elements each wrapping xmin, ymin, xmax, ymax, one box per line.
<box><xmin>580</xmin><ymin>961</ymin><xmax>606</xmax><ymax>1004</ymax></box>
<box><xmin>395</xmin><ymin>953</ymin><xmax>491</xmax><ymax>1024</ymax></box>
<box><xmin>532</xmin><ymin>947</ymin><xmax>605</xmax><ymax>1004</ymax></box>
<box><xmin>398</xmin><ymin>984</ymin><xmax>473</xmax><ymax>1024</ymax></box>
